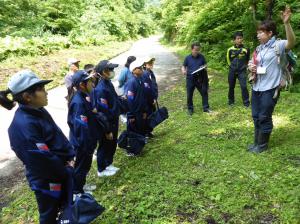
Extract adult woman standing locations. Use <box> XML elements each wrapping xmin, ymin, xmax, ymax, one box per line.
<box><xmin>248</xmin><ymin>7</ymin><xmax>296</xmax><ymax>153</ymax></box>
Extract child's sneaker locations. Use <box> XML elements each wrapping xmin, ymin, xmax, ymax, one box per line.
<box><xmin>126</xmin><ymin>152</ymin><xmax>136</xmax><ymax>157</ymax></box>
<box><xmin>83</xmin><ymin>184</ymin><xmax>97</xmax><ymax>191</ymax></box>
<box><xmin>97</xmin><ymin>169</ymin><xmax>116</xmax><ymax>177</ymax></box>
<box><xmin>120</xmin><ymin>114</ymin><xmax>127</xmax><ymax>124</ymax></box>
<box><xmin>106</xmin><ymin>164</ymin><xmax>120</xmax><ymax>172</ymax></box>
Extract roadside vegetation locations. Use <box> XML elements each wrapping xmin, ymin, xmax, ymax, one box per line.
<box><xmin>0</xmin><ymin>0</ymin><xmax>157</xmax><ymax>89</ymax></box>
<box><xmin>0</xmin><ymin>0</ymin><xmax>299</xmax><ymax>223</ymax></box>
<box><xmin>160</xmin><ymin>0</ymin><xmax>300</xmax><ymax>91</ymax></box>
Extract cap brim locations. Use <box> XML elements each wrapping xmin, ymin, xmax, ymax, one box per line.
<box><xmin>83</xmin><ymin>73</ymin><xmax>94</xmax><ymax>81</ymax></box>
<box><xmin>107</xmin><ymin>63</ymin><xmax>118</xmax><ymax>69</ymax></box>
<box><xmin>144</xmin><ymin>58</ymin><xmax>155</xmax><ymax>64</ymax></box>
<box><xmin>85</xmin><ymin>68</ymin><xmax>94</xmax><ymax>73</ymax></box>
<box><xmin>36</xmin><ymin>80</ymin><xmax>53</xmax><ymax>86</ymax></box>
<box><xmin>20</xmin><ymin>79</ymin><xmax>52</xmax><ymax>93</ymax></box>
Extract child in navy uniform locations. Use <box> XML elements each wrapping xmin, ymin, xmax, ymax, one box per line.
<box><xmin>142</xmin><ymin>57</ymin><xmax>158</xmax><ymax>138</ymax></box>
<box><xmin>67</xmin><ymin>70</ymin><xmax>98</xmax><ymax>194</ymax></box>
<box><xmin>126</xmin><ymin>59</ymin><xmax>148</xmax><ymax>136</ymax></box>
<box><xmin>0</xmin><ymin>70</ymin><xmax>75</xmax><ymax>224</ymax></box>
<box><xmin>92</xmin><ymin>60</ymin><xmax>120</xmax><ymax>177</ymax></box>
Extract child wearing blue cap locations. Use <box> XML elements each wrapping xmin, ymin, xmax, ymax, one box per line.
<box><xmin>67</xmin><ymin>70</ymin><xmax>98</xmax><ymax>194</ymax></box>
<box><xmin>0</xmin><ymin>70</ymin><xmax>75</xmax><ymax>223</ymax></box>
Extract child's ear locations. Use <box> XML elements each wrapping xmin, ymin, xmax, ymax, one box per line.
<box><xmin>22</xmin><ymin>92</ymin><xmax>32</xmax><ymax>103</ymax></box>
<box><xmin>79</xmin><ymin>82</ymin><xmax>86</xmax><ymax>90</ymax></box>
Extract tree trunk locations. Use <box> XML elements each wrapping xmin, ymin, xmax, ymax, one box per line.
<box><xmin>266</xmin><ymin>0</ymin><xmax>275</xmax><ymax>20</ymax></box>
<box><xmin>250</xmin><ymin>0</ymin><xmax>257</xmax><ymax>22</ymax></box>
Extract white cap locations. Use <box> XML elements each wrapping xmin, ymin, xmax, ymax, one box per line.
<box><xmin>143</xmin><ymin>57</ymin><xmax>155</xmax><ymax>65</ymax></box>
<box><xmin>130</xmin><ymin>58</ymin><xmax>145</xmax><ymax>71</ymax></box>
<box><xmin>67</xmin><ymin>58</ymin><xmax>80</xmax><ymax>67</ymax></box>
<box><xmin>8</xmin><ymin>70</ymin><xmax>52</xmax><ymax>94</ymax></box>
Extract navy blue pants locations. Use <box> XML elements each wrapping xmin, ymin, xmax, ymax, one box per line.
<box><xmin>35</xmin><ymin>191</ymin><xmax>60</xmax><ymax>224</ymax></box>
<box><xmin>97</xmin><ymin>119</ymin><xmax>119</xmax><ymax>172</ymax></box>
<box><xmin>228</xmin><ymin>69</ymin><xmax>249</xmax><ymax>106</ymax></box>
<box><xmin>73</xmin><ymin>148</ymin><xmax>94</xmax><ymax>193</ymax></box>
<box><xmin>251</xmin><ymin>88</ymin><xmax>280</xmax><ymax>134</ymax></box>
<box><xmin>186</xmin><ymin>74</ymin><xmax>209</xmax><ymax>111</ymax></box>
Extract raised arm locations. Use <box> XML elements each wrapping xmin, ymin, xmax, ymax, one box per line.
<box><xmin>282</xmin><ymin>7</ymin><xmax>296</xmax><ymax>50</ymax></box>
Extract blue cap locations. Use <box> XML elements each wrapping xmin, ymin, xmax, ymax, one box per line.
<box><xmin>8</xmin><ymin>70</ymin><xmax>52</xmax><ymax>94</ymax></box>
<box><xmin>72</xmin><ymin>70</ymin><xmax>93</xmax><ymax>87</ymax></box>
<box><xmin>95</xmin><ymin>60</ymin><xmax>118</xmax><ymax>75</ymax></box>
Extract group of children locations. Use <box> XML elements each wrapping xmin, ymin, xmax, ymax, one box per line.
<box><xmin>0</xmin><ymin>55</ymin><xmax>159</xmax><ymax>223</ymax></box>
<box><xmin>65</xmin><ymin>56</ymin><xmax>160</xmax><ymax>196</ymax></box>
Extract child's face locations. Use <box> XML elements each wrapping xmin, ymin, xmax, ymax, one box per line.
<box><xmin>145</xmin><ymin>62</ymin><xmax>153</xmax><ymax>70</ymax></box>
<box><xmin>133</xmin><ymin>67</ymin><xmax>143</xmax><ymax>76</ymax></box>
<box><xmin>85</xmin><ymin>79</ymin><xmax>94</xmax><ymax>93</ymax></box>
<box><xmin>102</xmin><ymin>69</ymin><xmax>110</xmax><ymax>80</ymax></box>
<box><xmin>234</xmin><ymin>36</ymin><xmax>243</xmax><ymax>46</ymax></box>
<box><xmin>70</xmin><ymin>63</ymin><xmax>79</xmax><ymax>72</ymax></box>
<box><xmin>79</xmin><ymin>79</ymin><xmax>93</xmax><ymax>94</ymax></box>
<box><xmin>26</xmin><ymin>86</ymin><xmax>48</xmax><ymax>108</ymax></box>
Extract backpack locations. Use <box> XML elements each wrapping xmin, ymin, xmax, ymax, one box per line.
<box><xmin>274</xmin><ymin>39</ymin><xmax>297</xmax><ymax>90</ymax></box>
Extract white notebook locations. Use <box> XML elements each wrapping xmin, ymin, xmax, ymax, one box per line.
<box><xmin>191</xmin><ymin>65</ymin><xmax>207</xmax><ymax>75</ymax></box>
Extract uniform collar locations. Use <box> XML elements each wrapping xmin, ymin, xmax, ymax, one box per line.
<box><xmin>234</xmin><ymin>44</ymin><xmax>244</xmax><ymax>48</ymax></box>
<box><xmin>77</xmin><ymin>90</ymin><xmax>89</xmax><ymax>98</ymax></box>
<box><xmin>19</xmin><ymin>104</ymin><xmax>45</xmax><ymax>117</ymax></box>
<box><xmin>191</xmin><ymin>54</ymin><xmax>200</xmax><ymax>58</ymax></box>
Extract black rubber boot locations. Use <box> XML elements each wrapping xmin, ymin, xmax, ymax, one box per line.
<box><xmin>247</xmin><ymin>129</ymin><xmax>259</xmax><ymax>151</ymax></box>
<box><xmin>249</xmin><ymin>132</ymin><xmax>270</xmax><ymax>153</ymax></box>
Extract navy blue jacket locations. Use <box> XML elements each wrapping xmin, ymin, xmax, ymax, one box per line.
<box><xmin>92</xmin><ymin>79</ymin><xmax>120</xmax><ymax>131</ymax></box>
<box><xmin>68</xmin><ymin>91</ymin><xmax>98</xmax><ymax>153</ymax></box>
<box><xmin>126</xmin><ymin>76</ymin><xmax>148</xmax><ymax>116</ymax></box>
<box><xmin>8</xmin><ymin>104</ymin><xmax>75</xmax><ymax>198</ymax></box>
<box><xmin>142</xmin><ymin>69</ymin><xmax>158</xmax><ymax>102</ymax></box>
<box><xmin>183</xmin><ymin>54</ymin><xmax>207</xmax><ymax>79</ymax></box>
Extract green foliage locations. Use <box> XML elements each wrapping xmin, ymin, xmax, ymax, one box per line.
<box><xmin>161</xmin><ymin>0</ymin><xmax>300</xmax><ymax>82</ymax></box>
<box><xmin>0</xmin><ymin>0</ymin><xmax>156</xmax><ymax>62</ymax></box>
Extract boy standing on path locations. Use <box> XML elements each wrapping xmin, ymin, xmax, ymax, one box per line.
<box><xmin>182</xmin><ymin>42</ymin><xmax>211</xmax><ymax>115</ymax></box>
<box><xmin>226</xmin><ymin>31</ymin><xmax>250</xmax><ymax>107</ymax></box>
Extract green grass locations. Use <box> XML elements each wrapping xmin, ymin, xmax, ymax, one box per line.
<box><xmin>1</xmin><ymin>44</ymin><xmax>300</xmax><ymax>224</ymax></box>
<box><xmin>0</xmin><ymin>40</ymin><xmax>134</xmax><ymax>90</ymax></box>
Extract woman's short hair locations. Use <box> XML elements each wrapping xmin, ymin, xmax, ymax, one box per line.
<box><xmin>257</xmin><ymin>20</ymin><xmax>278</xmax><ymax>36</ymax></box>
